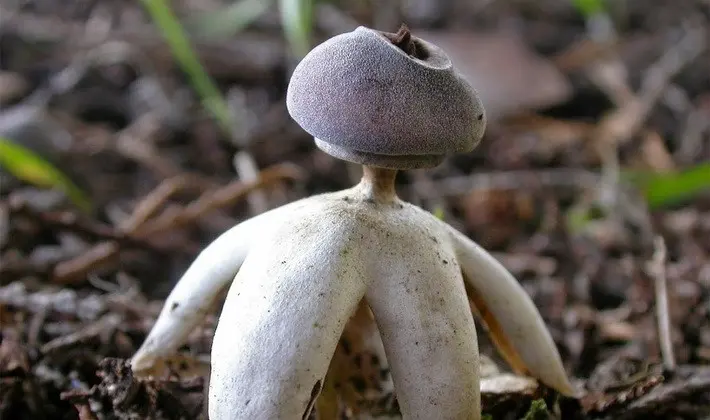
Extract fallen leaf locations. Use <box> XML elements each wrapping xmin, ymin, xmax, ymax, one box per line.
<box><xmin>416</xmin><ymin>29</ymin><xmax>572</xmax><ymax>120</ymax></box>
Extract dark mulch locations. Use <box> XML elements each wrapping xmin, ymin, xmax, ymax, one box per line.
<box><xmin>1</xmin><ymin>0</ymin><xmax>710</xmax><ymax>419</ymax></box>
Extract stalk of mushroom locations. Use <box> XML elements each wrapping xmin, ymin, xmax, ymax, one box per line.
<box><xmin>131</xmin><ymin>25</ymin><xmax>575</xmax><ymax>420</ymax></box>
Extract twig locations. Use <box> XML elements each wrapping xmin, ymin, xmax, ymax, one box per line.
<box><xmin>648</xmin><ymin>235</ymin><xmax>676</xmax><ymax>372</ymax></box>
<box><xmin>40</xmin><ymin>314</ymin><xmax>122</xmax><ymax>354</ymax></box>
<box><xmin>52</xmin><ymin>243</ymin><xmax>126</xmax><ymax>284</ymax></box>
<box><xmin>119</xmin><ymin>174</ymin><xmax>206</xmax><ymax>231</ymax></box>
<box><xmin>138</xmin><ymin>163</ymin><xmax>303</xmax><ymax>235</ymax></box>
<box><xmin>233</xmin><ymin>151</ymin><xmax>269</xmax><ymax>215</ymax></box>
<box><xmin>52</xmin><ymin>175</ymin><xmax>209</xmax><ymax>284</ymax></box>
<box><xmin>619</xmin><ymin>366</ymin><xmax>710</xmax><ymax>419</ymax></box>
<box><xmin>7</xmin><ymin>197</ymin><xmax>150</xmax><ymax>248</ymax></box>
<box><xmin>52</xmin><ymin>163</ymin><xmax>303</xmax><ymax>284</ymax></box>
<box><xmin>595</xmin><ymin>24</ymin><xmax>707</xmax><ymax>148</ymax></box>
<box><xmin>586</xmin><ymin>26</ymin><xmax>706</xmax><ymax>246</ymax></box>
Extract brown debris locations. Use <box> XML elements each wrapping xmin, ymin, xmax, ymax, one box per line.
<box><xmin>61</xmin><ymin>358</ymin><xmax>205</xmax><ymax>420</ymax></box>
<box><xmin>581</xmin><ymin>365</ymin><xmax>710</xmax><ymax>419</ymax></box>
<box><xmin>52</xmin><ymin>163</ymin><xmax>303</xmax><ymax>284</ymax></box>
<box><xmin>1</xmin><ymin>1</ymin><xmax>709</xmax><ymax>419</ymax></box>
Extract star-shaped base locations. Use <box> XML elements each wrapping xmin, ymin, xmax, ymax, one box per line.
<box><xmin>132</xmin><ymin>167</ymin><xmax>574</xmax><ymax>420</ymax></box>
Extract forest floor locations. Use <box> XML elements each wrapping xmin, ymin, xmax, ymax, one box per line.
<box><xmin>1</xmin><ymin>0</ymin><xmax>710</xmax><ymax>419</ymax></box>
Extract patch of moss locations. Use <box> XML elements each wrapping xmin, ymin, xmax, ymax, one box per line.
<box><xmin>521</xmin><ymin>398</ymin><xmax>550</xmax><ymax>420</ymax></box>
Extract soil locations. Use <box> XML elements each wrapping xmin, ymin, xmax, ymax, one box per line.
<box><xmin>1</xmin><ymin>0</ymin><xmax>710</xmax><ymax>419</ymax></box>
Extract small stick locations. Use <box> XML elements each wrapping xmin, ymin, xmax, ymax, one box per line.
<box><xmin>120</xmin><ymin>174</ymin><xmax>205</xmax><ymax>231</ymax></box>
<box><xmin>649</xmin><ymin>235</ymin><xmax>675</xmax><ymax>372</ymax></box>
<box><xmin>139</xmin><ymin>163</ymin><xmax>303</xmax><ymax>235</ymax></box>
<box><xmin>8</xmin><ymin>198</ymin><xmax>146</xmax><ymax>247</ymax></box>
<box><xmin>40</xmin><ymin>313</ymin><xmax>121</xmax><ymax>354</ymax></box>
<box><xmin>595</xmin><ymin>24</ymin><xmax>707</xmax><ymax>148</ymax></box>
<box><xmin>52</xmin><ymin>164</ymin><xmax>302</xmax><ymax>284</ymax></box>
<box><xmin>52</xmin><ymin>175</ymin><xmax>201</xmax><ymax>284</ymax></box>
<box><xmin>233</xmin><ymin>151</ymin><xmax>269</xmax><ymax>215</ymax></box>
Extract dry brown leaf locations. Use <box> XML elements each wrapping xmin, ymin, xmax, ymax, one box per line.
<box><xmin>416</xmin><ymin>30</ymin><xmax>572</xmax><ymax>120</ymax></box>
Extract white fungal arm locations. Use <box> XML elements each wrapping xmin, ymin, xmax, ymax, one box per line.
<box><xmin>366</xmin><ymin>207</ymin><xmax>481</xmax><ymax>420</ymax></box>
<box><xmin>131</xmin><ymin>204</ymin><xmax>295</xmax><ymax>372</ymax></box>
<box><xmin>445</xmin><ymin>225</ymin><xmax>575</xmax><ymax>397</ymax></box>
<box><xmin>208</xmin><ymin>206</ymin><xmax>369</xmax><ymax>420</ymax></box>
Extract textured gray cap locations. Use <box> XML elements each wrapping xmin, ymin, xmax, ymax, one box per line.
<box><xmin>286</xmin><ymin>26</ymin><xmax>487</xmax><ymax>169</ymax></box>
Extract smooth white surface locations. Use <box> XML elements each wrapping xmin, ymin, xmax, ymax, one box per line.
<box><xmin>365</xmin><ymin>202</ymin><xmax>480</xmax><ymax>419</ymax></box>
<box><xmin>209</xmin><ymin>189</ymin><xmax>371</xmax><ymax>419</ymax></box>
<box><xmin>207</xmin><ymin>184</ymin><xmax>483</xmax><ymax>419</ymax></box>
<box><xmin>132</xmin><ymin>180</ymin><xmax>574</xmax><ymax>419</ymax></box>
<box><xmin>131</xmin><ymin>199</ymin><xmax>306</xmax><ymax>371</ymax></box>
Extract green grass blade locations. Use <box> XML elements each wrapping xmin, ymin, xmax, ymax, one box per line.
<box><xmin>279</xmin><ymin>0</ymin><xmax>314</xmax><ymax>58</ymax></box>
<box><xmin>0</xmin><ymin>137</ymin><xmax>91</xmax><ymax>212</ymax></box>
<box><xmin>522</xmin><ymin>398</ymin><xmax>550</xmax><ymax>420</ymax></box>
<box><xmin>432</xmin><ymin>205</ymin><xmax>445</xmax><ymax>220</ymax></box>
<box><xmin>191</xmin><ymin>0</ymin><xmax>273</xmax><ymax>39</ymax></box>
<box><xmin>628</xmin><ymin>164</ymin><xmax>710</xmax><ymax>209</ymax></box>
<box><xmin>141</xmin><ymin>0</ymin><xmax>235</xmax><ymax>135</ymax></box>
<box><xmin>571</xmin><ymin>0</ymin><xmax>607</xmax><ymax>18</ymax></box>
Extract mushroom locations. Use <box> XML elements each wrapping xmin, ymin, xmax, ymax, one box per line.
<box><xmin>131</xmin><ymin>25</ymin><xmax>575</xmax><ymax>419</ymax></box>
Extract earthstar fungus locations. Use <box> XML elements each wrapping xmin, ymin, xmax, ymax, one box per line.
<box><xmin>131</xmin><ymin>25</ymin><xmax>574</xmax><ymax>419</ymax></box>
<box><xmin>287</xmin><ymin>25</ymin><xmax>485</xmax><ymax>170</ymax></box>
